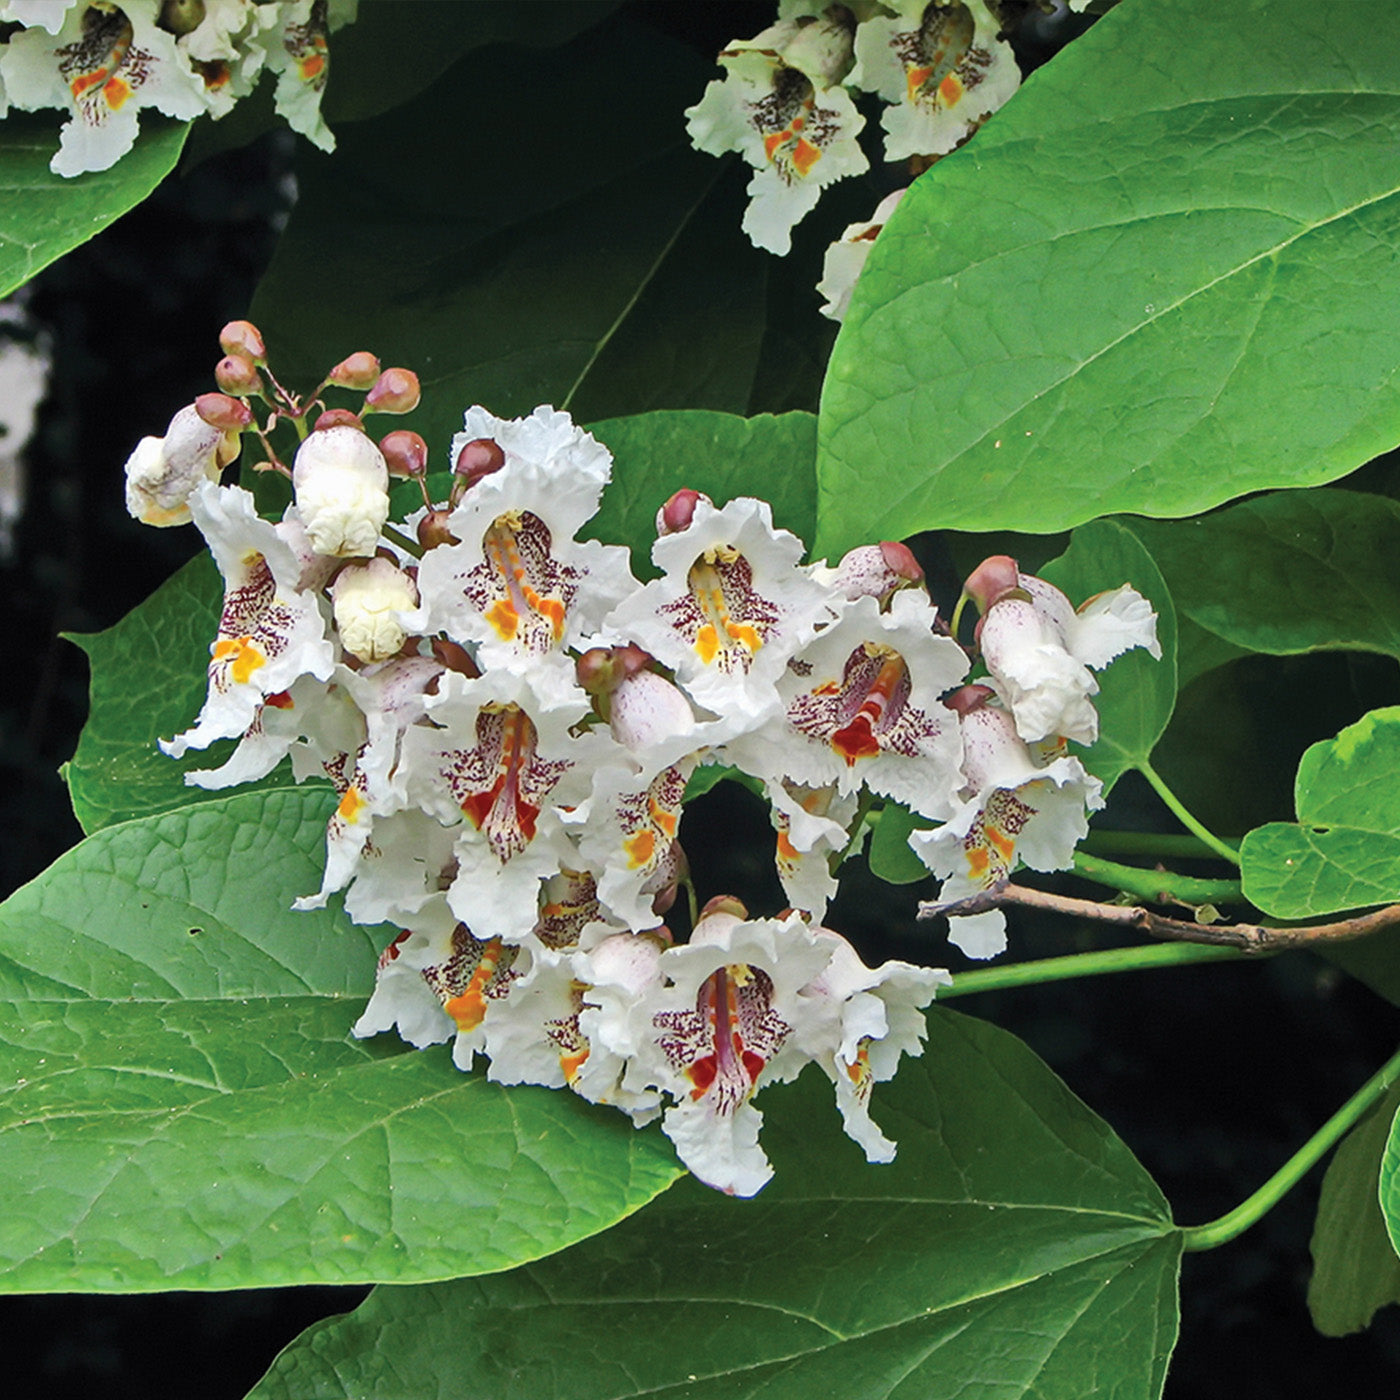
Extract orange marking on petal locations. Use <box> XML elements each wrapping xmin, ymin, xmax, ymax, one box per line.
<box><xmin>776</xmin><ymin>829</ymin><xmax>799</xmax><ymax>862</ymax></box>
<box><xmin>694</xmin><ymin>623</ymin><xmax>720</xmax><ymax>666</ymax></box>
<box><xmin>264</xmin><ymin>690</ymin><xmax>294</xmax><ymax>710</ymax></box>
<box><xmin>790</xmin><ymin>138</ymin><xmax>821</xmax><ymax>178</ymax></box>
<box><xmin>213</xmin><ymin>636</ymin><xmax>266</xmax><ymax>685</ymax></box>
<box><xmin>560</xmin><ymin>1048</ymin><xmax>589</xmax><ymax>1083</ymax></box>
<box><xmin>624</xmin><ymin>828</ymin><xmax>656</xmax><ymax>869</ymax></box>
<box><xmin>906</xmin><ymin>64</ymin><xmax>934</xmax><ymax>102</ymax></box>
<box><xmin>443</xmin><ymin>940</ymin><xmax>503</xmax><ymax>1033</ymax></box>
<box><xmin>687</xmin><ymin>1055</ymin><xmax>718</xmax><ymax>1097</ymax></box>
<box><xmin>726</xmin><ymin>621</ymin><xmax>762</xmax><ymax>654</ymax></box>
<box><xmin>763</xmin><ymin>127</ymin><xmax>793</xmax><ymax>162</ymax></box>
<box><xmin>988</xmin><ymin>826</ymin><xmax>1015</xmax><ymax>862</ymax></box>
<box><xmin>484</xmin><ymin>597</ymin><xmax>520</xmax><ymax>641</ymax></box>
<box><xmin>337</xmin><ymin>786</ymin><xmax>366</xmax><ymax>823</ymax></box>
<box><xmin>939</xmin><ymin>72</ymin><xmax>965</xmax><ymax>106</ymax></box>
<box><xmin>297</xmin><ymin>52</ymin><xmax>326</xmax><ymax>82</ymax></box>
<box><xmin>813</xmin><ymin>681</ymin><xmax>840</xmax><ymax>696</ymax></box>
<box><xmin>831</xmin><ymin>714</ymin><xmax>880</xmax><ymax>765</ymax></box>
<box><xmin>967</xmin><ymin>846</ymin><xmax>991</xmax><ymax>879</ymax></box>
<box><xmin>103</xmin><ymin>75</ymin><xmax>133</xmax><ymax>109</ymax></box>
<box><xmin>70</xmin><ymin>67</ymin><xmax>109</xmax><ymax>99</ymax></box>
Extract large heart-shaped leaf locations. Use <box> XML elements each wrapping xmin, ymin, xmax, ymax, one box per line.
<box><xmin>816</xmin><ymin>0</ymin><xmax>1400</xmax><ymax>552</ymax></box>
<box><xmin>1309</xmin><ymin>1079</ymin><xmax>1400</xmax><ymax>1335</ymax></box>
<box><xmin>248</xmin><ymin>1011</ymin><xmax>1180</xmax><ymax>1400</ymax></box>
<box><xmin>1129</xmin><ymin>491</ymin><xmax>1400</xmax><ymax>663</ymax></box>
<box><xmin>0</xmin><ymin>788</ymin><xmax>680</xmax><ymax>1292</ymax></box>
<box><xmin>0</xmin><ymin>113</ymin><xmax>188</xmax><ymax>299</ymax></box>
<box><xmin>1039</xmin><ymin>520</ymin><xmax>1178</xmax><ymax>794</ymax></box>
<box><xmin>1242</xmin><ymin>708</ymin><xmax>1400</xmax><ymax>918</ymax></box>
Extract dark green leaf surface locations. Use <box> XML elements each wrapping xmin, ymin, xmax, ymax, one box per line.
<box><xmin>817</xmin><ymin>0</ymin><xmax>1400</xmax><ymax>551</ymax></box>
<box><xmin>866</xmin><ymin>801</ymin><xmax>932</xmax><ymax>885</ymax></box>
<box><xmin>250</xmin><ymin>17</ymin><xmax>771</xmax><ymax>467</ymax></box>
<box><xmin>1326</xmin><ymin>928</ymin><xmax>1400</xmax><ymax>1010</ymax></box>
<box><xmin>0</xmin><ymin>789</ymin><xmax>680</xmax><ymax>1292</ymax></box>
<box><xmin>0</xmin><ymin>113</ymin><xmax>188</xmax><ymax>299</ymax></box>
<box><xmin>249</xmin><ymin>1011</ymin><xmax>1180</xmax><ymax>1400</ymax></box>
<box><xmin>1242</xmin><ymin>708</ymin><xmax>1400</xmax><ymax>917</ymax></box>
<box><xmin>1384</xmin><ymin>1102</ymin><xmax>1400</xmax><ymax>1264</ymax></box>
<box><xmin>589</xmin><ymin>410</ymin><xmax>819</xmax><ymax>569</ymax></box>
<box><xmin>1129</xmin><ymin>492</ymin><xmax>1400</xmax><ymax>662</ymax></box>
<box><xmin>1309</xmin><ymin>1079</ymin><xmax>1400</xmax><ymax>1335</ymax></box>
<box><xmin>1040</xmin><ymin>520</ymin><xmax>1178</xmax><ymax>793</ymax></box>
<box><xmin>63</xmin><ymin>553</ymin><xmax>301</xmax><ymax>835</ymax></box>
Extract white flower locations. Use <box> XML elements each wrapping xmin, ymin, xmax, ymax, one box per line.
<box><xmin>291</xmin><ymin>424</ymin><xmax>389</xmax><ymax>558</ymax></box>
<box><xmin>911</xmin><ymin>694</ymin><xmax>1103</xmax><ymax>958</ymax></box>
<box><xmin>725</xmin><ymin>589</ymin><xmax>968</xmax><ymax>817</ymax></box>
<box><xmin>766</xmin><ymin>778</ymin><xmax>857</xmax><ymax>920</ymax></box>
<box><xmin>685</xmin><ymin>7</ymin><xmax>868</xmax><ymax>254</ymax></box>
<box><xmin>409</xmin><ymin>404</ymin><xmax>636</xmax><ymax>701</ymax></box>
<box><xmin>123</xmin><ymin>402</ymin><xmax>239</xmax><ymax>527</ymax></box>
<box><xmin>1</xmin><ymin>0</ymin><xmax>208</xmax><ymax>177</ymax></box>
<box><xmin>796</xmin><ymin>928</ymin><xmax>949</xmax><ymax>1162</ymax></box>
<box><xmin>161</xmin><ymin>481</ymin><xmax>336</xmax><ymax>759</ymax></box>
<box><xmin>264</xmin><ymin>0</ymin><xmax>338</xmax><ymax>151</ymax></box>
<box><xmin>851</xmin><ymin>0</ymin><xmax>1021</xmax><ymax>162</ymax></box>
<box><xmin>606</xmin><ymin>495</ymin><xmax>833</xmax><ymax>719</ymax></box>
<box><xmin>816</xmin><ymin>187</ymin><xmax>905</xmax><ymax>322</ymax></box>
<box><xmin>975</xmin><ymin>558</ymin><xmax>1161</xmax><ymax>745</ymax></box>
<box><xmin>331</xmin><ymin>556</ymin><xmax>419</xmax><ymax>663</ymax></box>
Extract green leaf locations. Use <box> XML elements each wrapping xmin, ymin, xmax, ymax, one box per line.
<box><xmin>1383</xmin><ymin>1100</ymin><xmax>1400</xmax><ymax>1265</ymax></box>
<box><xmin>0</xmin><ymin>788</ymin><xmax>680</xmax><ymax>1292</ymax></box>
<box><xmin>1309</xmin><ymin>1079</ymin><xmax>1400</xmax><ymax>1335</ymax></box>
<box><xmin>63</xmin><ymin>553</ymin><xmax>302</xmax><ymax>835</ymax></box>
<box><xmin>866</xmin><ymin>801</ymin><xmax>932</xmax><ymax>885</ymax></box>
<box><xmin>249</xmin><ymin>1011</ymin><xmax>1180</xmax><ymax>1400</ymax></box>
<box><xmin>1174</xmin><ymin>615</ymin><xmax>1249</xmax><ymax>690</ymax></box>
<box><xmin>816</xmin><ymin>0</ymin><xmax>1400</xmax><ymax>552</ymax></box>
<box><xmin>249</xmin><ymin>16</ymin><xmax>772</xmax><ymax>472</ymax></box>
<box><xmin>588</xmin><ymin>410</ymin><xmax>819</xmax><ymax>568</ymax></box>
<box><xmin>1129</xmin><ymin>491</ymin><xmax>1400</xmax><ymax>663</ymax></box>
<box><xmin>1325</xmin><ymin>928</ymin><xmax>1400</xmax><ymax>1009</ymax></box>
<box><xmin>0</xmin><ymin>113</ymin><xmax>189</xmax><ymax>299</ymax></box>
<box><xmin>1242</xmin><ymin>708</ymin><xmax>1400</xmax><ymax>918</ymax></box>
<box><xmin>1039</xmin><ymin>520</ymin><xmax>1178</xmax><ymax>793</ymax></box>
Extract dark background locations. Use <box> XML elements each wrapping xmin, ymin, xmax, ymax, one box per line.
<box><xmin>2</xmin><ymin>3</ymin><xmax>1399</xmax><ymax>1395</ymax></box>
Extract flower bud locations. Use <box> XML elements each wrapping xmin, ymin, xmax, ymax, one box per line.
<box><xmin>158</xmin><ymin>0</ymin><xmax>206</xmax><ymax>37</ymax></box>
<box><xmin>963</xmin><ymin>554</ymin><xmax>1021</xmax><ymax>613</ymax></box>
<box><xmin>124</xmin><ymin>404</ymin><xmax>238</xmax><ymax>527</ymax></box>
<box><xmin>219</xmin><ymin>319</ymin><xmax>265</xmax><ymax>363</ymax></box>
<box><xmin>829</xmin><ymin>540</ymin><xmax>925</xmax><ymax>601</ymax></box>
<box><xmin>690</xmin><ymin>895</ymin><xmax>749</xmax><ymax>948</ymax></box>
<box><xmin>452</xmin><ymin>436</ymin><xmax>505</xmax><ymax>484</ymax></box>
<box><xmin>416</xmin><ymin>506</ymin><xmax>459</xmax><ymax>551</ymax></box>
<box><xmin>364</xmin><ymin>367</ymin><xmax>420</xmax><ymax>414</ymax></box>
<box><xmin>380</xmin><ymin>429</ymin><xmax>428</xmax><ymax>478</ymax></box>
<box><xmin>655</xmin><ymin>487</ymin><xmax>709</xmax><ymax>536</ymax></box>
<box><xmin>195</xmin><ymin>391</ymin><xmax>253</xmax><ymax>432</ymax></box>
<box><xmin>332</xmin><ymin>557</ymin><xmax>420</xmax><ymax>664</ymax></box>
<box><xmin>314</xmin><ymin>408</ymin><xmax>363</xmax><ymax>432</ymax></box>
<box><xmin>327</xmin><ymin>351</ymin><xmax>381</xmax><ymax>390</ymax></box>
<box><xmin>291</xmin><ymin>425</ymin><xmax>390</xmax><ymax>557</ymax></box>
<box><xmin>430</xmin><ymin>636</ymin><xmax>480</xmax><ymax>678</ymax></box>
<box><xmin>214</xmin><ymin>354</ymin><xmax>260</xmax><ymax>397</ymax></box>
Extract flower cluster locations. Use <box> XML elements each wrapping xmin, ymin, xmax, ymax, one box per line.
<box><xmin>687</xmin><ymin>0</ymin><xmax>1020</xmax><ymax>256</ymax></box>
<box><xmin>0</xmin><ymin>0</ymin><xmax>356</xmax><ymax>177</ymax></box>
<box><xmin>127</xmin><ymin>323</ymin><xmax>1158</xmax><ymax>1195</ymax></box>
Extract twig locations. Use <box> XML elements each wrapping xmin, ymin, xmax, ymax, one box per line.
<box><xmin>919</xmin><ymin>880</ymin><xmax>1400</xmax><ymax>953</ymax></box>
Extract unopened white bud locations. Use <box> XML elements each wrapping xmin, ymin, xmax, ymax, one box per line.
<box><xmin>291</xmin><ymin>426</ymin><xmax>390</xmax><ymax>557</ymax></box>
<box><xmin>332</xmin><ymin>557</ymin><xmax>419</xmax><ymax>663</ymax></box>
<box><xmin>123</xmin><ymin>404</ymin><xmax>239</xmax><ymax>527</ymax></box>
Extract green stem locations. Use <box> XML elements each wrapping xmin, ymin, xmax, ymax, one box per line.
<box><xmin>1136</xmin><ymin>760</ymin><xmax>1241</xmax><ymax>866</ymax></box>
<box><xmin>949</xmin><ymin>591</ymin><xmax>971</xmax><ymax>645</ymax></box>
<box><xmin>1072</xmin><ymin>851</ymin><xmax>1243</xmax><ymax>908</ymax></box>
<box><xmin>830</xmin><ymin>789</ymin><xmax>878</xmax><ymax>875</ymax></box>
<box><xmin>1181</xmin><ymin>1041</ymin><xmax>1400</xmax><ymax>1252</ymax></box>
<box><xmin>381</xmin><ymin>522</ymin><xmax>424</xmax><ymax>559</ymax></box>
<box><xmin>1082</xmin><ymin>830</ymin><xmax>1219</xmax><ymax>862</ymax></box>
<box><xmin>940</xmin><ymin>940</ymin><xmax>1250</xmax><ymax>999</ymax></box>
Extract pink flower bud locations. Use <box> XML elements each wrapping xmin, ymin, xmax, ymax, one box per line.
<box><xmin>416</xmin><ymin>507</ymin><xmax>460</xmax><ymax>551</ymax></box>
<box><xmin>964</xmin><ymin>554</ymin><xmax>1021</xmax><ymax>612</ymax></box>
<box><xmin>575</xmin><ymin>646</ymin><xmax>623</xmax><ymax>695</ymax></box>
<box><xmin>380</xmin><ymin>429</ymin><xmax>428</xmax><ymax>478</ymax></box>
<box><xmin>700</xmin><ymin>894</ymin><xmax>748</xmax><ymax>921</ymax></box>
<box><xmin>878</xmin><ymin>540</ymin><xmax>924</xmax><ymax>583</ymax></box>
<box><xmin>314</xmin><ymin>408</ymin><xmax>364</xmax><ymax>432</ymax></box>
<box><xmin>328</xmin><ymin>351</ymin><xmax>381</xmax><ymax>390</ymax></box>
<box><xmin>364</xmin><ymin>367</ymin><xmax>420</xmax><ymax>414</ymax></box>
<box><xmin>219</xmin><ymin>319</ymin><xmax>265</xmax><ymax>363</ymax></box>
<box><xmin>943</xmin><ymin>683</ymin><xmax>997</xmax><ymax>716</ymax></box>
<box><xmin>194</xmin><ymin>391</ymin><xmax>253</xmax><ymax>431</ymax></box>
<box><xmin>656</xmin><ymin>487</ymin><xmax>708</xmax><ymax>536</ymax></box>
<box><xmin>453</xmin><ymin>436</ymin><xmax>505</xmax><ymax>483</ymax></box>
<box><xmin>214</xmin><ymin>354</ymin><xmax>260</xmax><ymax>397</ymax></box>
